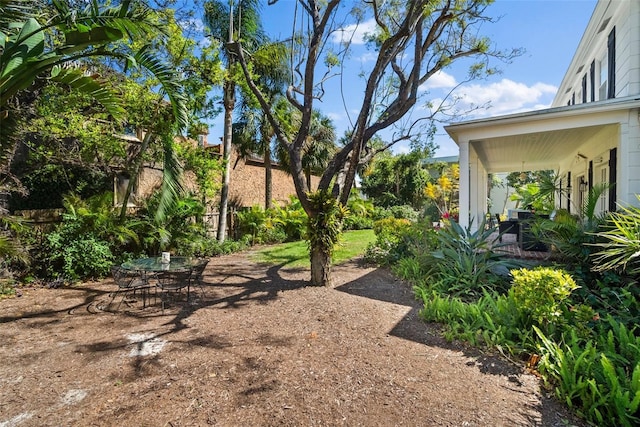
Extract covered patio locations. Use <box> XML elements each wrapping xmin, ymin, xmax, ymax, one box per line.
<box><xmin>445</xmin><ymin>96</ymin><xmax>640</xmax><ymax>230</ymax></box>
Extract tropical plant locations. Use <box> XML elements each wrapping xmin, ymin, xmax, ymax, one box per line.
<box><xmin>590</xmin><ymin>195</ymin><xmax>640</xmax><ymax>276</ymax></box>
<box><xmin>535</xmin><ymin>183</ymin><xmax>610</xmax><ymax>265</ymax></box>
<box><xmin>424</xmin><ymin>163</ymin><xmax>459</xmax><ymax>218</ymax></box>
<box><xmin>536</xmin><ymin>320</ymin><xmax>640</xmax><ymax>427</ymax></box>
<box><xmin>424</xmin><ymin>218</ymin><xmax>523</xmax><ymax>299</ymax></box>
<box><xmin>0</xmin><ymin>0</ymin><xmax>187</xmax><ymax>125</ymax></box>
<box><xmin>508</xmin><ymin>170</ymin><xmax>558</xmax><ymax>213</ymax></box>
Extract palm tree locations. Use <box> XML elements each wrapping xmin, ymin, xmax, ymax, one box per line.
<box><xmin>276</xmin><ymin>109</ymin><xmax>337</xmax><ymax>190</ymax></box>
<box><xmin>204</xmin><ymin>0</ymin><xmax>265</xmax><ymax>242</ymax></box>
<box><xmin>0</xmin><ymin>0</ymin><xmax>188</xmax><ymax>219</ymax></box>
<box><xmin>233</xmin><ymin>41</ymin><xmax>289</xmax><ymax>209</ymax></box>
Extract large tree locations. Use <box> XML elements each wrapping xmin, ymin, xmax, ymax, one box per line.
<box><xmin>234</xmin><ymin>0</ymin><xmax>519</xmax><ymax>286</ymax></box>
<box><xmin>204</xmin><ymin>0</ymin><xmax>266</xmax><ymax>242</ymax></box>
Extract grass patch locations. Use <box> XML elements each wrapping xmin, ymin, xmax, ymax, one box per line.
<box><xmin>252</xmin><ymin>229</ymin><xmax>375</xmax><ymax>268</ymax></box>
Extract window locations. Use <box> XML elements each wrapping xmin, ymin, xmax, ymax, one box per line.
<box><xmin>599</xmin><ymin>55</ymin><xmax>608</xmax><ymax>100</ymax></box>
<box><xmin>581</xmin><ymin>74</ymin><xmax>587</xmax><ymax>103</ymax></box>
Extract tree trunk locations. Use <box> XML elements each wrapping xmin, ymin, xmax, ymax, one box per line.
<box><xmin>119</xmin><ymin>132</ymin><xmax>152</xmax><ymax>221</ymax></box>
<box><xmin>217</xmin><ymin>79</ymin><xmax>235</xmax><ymax>242</ymax></box>
<box><xmin>264</xmin><ymin>138</ymin><xmax>272</xmax><ymax>209</ymax></box>
<box><xmin>310</xmin><ymin>244</ymin><xmax>331</xmax><ymax>287</ymax></box>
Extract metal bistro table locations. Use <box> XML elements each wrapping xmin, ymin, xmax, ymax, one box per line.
<box><xmin>121</xmin><ymin>257</ymin><xmax>207</xmax><ymax>308</ymax></box>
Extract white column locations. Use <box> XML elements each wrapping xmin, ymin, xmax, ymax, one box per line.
<box><xmin>458</xmin><ymin>140</ymin><xmax>470</xmax><ymax>228</ymax></box>
<box><xmin>468</xmin><ymin>146</ymin><xmax>484</xmax><ymax>231</ymax></box>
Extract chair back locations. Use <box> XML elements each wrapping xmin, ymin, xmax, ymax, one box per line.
<box><xmin>157</xmin><ymin>269</ymin><xmax>192</xmax><ymax>291</ymax></box>
<box><xmin>191</xmin><ymin>259</ymin><xmax>209</xmax><ymax>282</ymax></box>
<box><xmin>111</xmin><ymin>265</ymin><xmax>141</xmax><ymax>289</ymax></box>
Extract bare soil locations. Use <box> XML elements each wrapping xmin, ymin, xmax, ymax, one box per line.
<box><xmin>0</xmin><ymin>250</ymin><xmax>586</xmax><ymax>426</ymax></box>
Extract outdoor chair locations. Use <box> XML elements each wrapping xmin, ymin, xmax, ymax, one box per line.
<box><xmin>189</xmin><ymin>258</ymin><xmax>210</xmax><ymax>300</ymax></box>
<box><xmin>108</xmin><ymin>265</ymin><xmax>152</xmax><ymax>310</ymax></box>
<box><xmin>155</xmin><ymin>269</ymin><xmax>193</xmax><ymax>312</ymax></box>
<box><xmin>496</xmin><ymin>214</ymin><xmax>519</xmax><ymax>242</ymax></box>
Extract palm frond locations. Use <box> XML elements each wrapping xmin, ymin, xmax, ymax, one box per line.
<box><xmin>132</xmin><ymin>49</ymin><xmax>188</xmax><ymax>132</ymax></box>
<box><xmin>154</xmin><ymin>134</ymin><xmax>184</xmax><ymax>223</ymax></box>
<box><xmin>50</xmin><ymin>65</ymin><xmax>125</xmax><ymax>118</ymax></box>
<box><xmin>0</xmin><ymin>0</ymin><xmax>39</xmax><ymax>32</ymax></box>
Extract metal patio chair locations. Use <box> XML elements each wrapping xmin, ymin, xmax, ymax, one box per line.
<box><xmin>189</xmin><ymin>258</ymin><xmax>210</xmax><ymax>300</ymax></box>
<box><xmin>108</xmin><ymin>265</ymin><xmax>152</xmax><ymax>310</ymax></box>
<box><xmin>155</xmin><ymin>269</ymin><xmax>193</xmax><ymax>312</ymax></box>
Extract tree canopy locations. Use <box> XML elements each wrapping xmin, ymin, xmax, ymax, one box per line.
<box><xmin>234</xmin><ymin>0</ymin><xmax>520</xmax><ymax>285</ymax></box>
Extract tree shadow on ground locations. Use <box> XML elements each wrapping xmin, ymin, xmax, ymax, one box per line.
<box><xmin>333</xmin><ymin>261</ymin><xmax>582</xmax><ymax>427</ymax></box>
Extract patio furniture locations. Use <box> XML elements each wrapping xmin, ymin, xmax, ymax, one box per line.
<box><xmin>496</xmin><ymin>214</ymin><xmax>520</xmax><ymax>242</ymax></box>
<box><xmin>156</xmin><ymin>268</ymin><xmax>193</xmax><ymax>312</ymax></box>
<box><xmin>108</xmin><ymin>265</ymin><xmax>152</xmax><ymax>310</ymax></box>
<box><xmin>189</xmin><ymin>258</ymin><xmax>210</xmax><ymax>300</ymax></box>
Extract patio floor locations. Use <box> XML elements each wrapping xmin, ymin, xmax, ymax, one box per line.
<box><xmin>490</xmin><ymin>232</ymin><xmax>555</xmax><ymax>262</ymax></box>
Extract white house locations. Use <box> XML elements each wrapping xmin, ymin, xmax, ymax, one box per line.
<box><xmin>445</xmin><ymin>0</ymin><xmax>640</xmax><ymax>229</ymax></box>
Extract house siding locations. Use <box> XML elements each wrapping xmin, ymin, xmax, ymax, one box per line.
<box><xmin>553</xmin><ymin>0</ymin><xmax>640</xmax><ymax>106</ymax></box>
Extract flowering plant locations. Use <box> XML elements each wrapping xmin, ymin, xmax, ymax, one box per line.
<box><xmin>424</xmin><ymin>164</ymin><xmax>459</xmax><ymax>220</ymax></box>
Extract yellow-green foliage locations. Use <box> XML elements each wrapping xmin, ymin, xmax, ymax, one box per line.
<box><xmin>510</xmin><ymin>267</ymin><xmax>578</xmax><ymax>324</ymax></box>
<box><xmin>373</xmin><ymin>217</ymin><xmax>412</xmax><ymax>238</ymax></box>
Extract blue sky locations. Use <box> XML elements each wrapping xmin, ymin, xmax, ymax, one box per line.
<box><xmin>205</xmin><ymin>0</ymin><xmax>598</xmax><ymax>157</ymax></box>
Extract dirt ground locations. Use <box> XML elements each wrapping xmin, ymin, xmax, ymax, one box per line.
<box><xmin>0</xmin><ymin>250</ymin><xmax>587</xmax><ymax>427</ymax></box>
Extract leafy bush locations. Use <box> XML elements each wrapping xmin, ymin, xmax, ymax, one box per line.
<box><xmin>510</xmin><ymin>267</ymin><xmax>578</xmax><ymax>326</ymax></box>
<box><xmin>423</xmin><ymin>219</ymin><xmax>523</xmax><ymax>299</ymax></box>
<box><xmin>364</xmin><ymin>217</ymin><xmax>413</xmax><ymax>265</ymax></box>
<box><xmin>271</xmin><ymin>198</ymin><xmax>307</xmax><ymax>241</ymax></box>
<box><xmin>374</xmin><ymin>204</ymin><xmax>419</xmax><ymax>221</ymax></box>
<box><xmin>235</xmin><ymin>199</ymin><xmax>307</xmax><ymax>244</ymax></box>
<box><xmin>344</xmin><ymin>194</ymin><xmax>375</xmax><ymax>230</ymax></box>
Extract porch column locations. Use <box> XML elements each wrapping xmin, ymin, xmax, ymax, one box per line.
<box><xmin>458</xmin><ymin>140</ymin><xmax>470</xmax><ymax>228</ymax></box>
<box><xmin>470</xmin><ymin>153</ymin><xmax>488</xmax><ymax>228</ymax></box>
<box><xmin>468</xmin><ymin>145</ymin><xmax>485</xmax><ymax>231</ymax></box>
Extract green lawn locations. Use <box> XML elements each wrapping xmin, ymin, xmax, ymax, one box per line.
<box><xmin>252</xmin><ymin>229</ymin><xmax>375</xmax><ymax>268</ymax></box>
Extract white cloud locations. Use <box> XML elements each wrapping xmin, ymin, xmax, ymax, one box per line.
<box><xmin>456</xmin><ymin>79</ymin><xmax>557</xmax><ymax>117</ymax></box>
<box><xmin>358</xmin><ymin>52</ymin><xmax>378</xmax><ymax>63</ymax></box>
<box><xmin>326</xmin><ymin>112</ymin><xmax>346</xmax><ymax>123</ymax></box>
<box><xmin>420</xmin><ymin>71</ymin><xmax>457</xmax><ymax>91</ymax></box>
<box><xmin>331</xmin><ymin>19</ymin><xmax>378</xmax><ymax>45</ymax></box>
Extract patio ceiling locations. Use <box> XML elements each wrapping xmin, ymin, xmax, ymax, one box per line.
<box><xmin>470</xmin><ymin>123</ymin><xmax>618</xmax><ymax>173</ymax></box>
<box><xmin>445</xmin><ymin>97</ymin><xmax>639</xmax><ymax>175</ymax></box>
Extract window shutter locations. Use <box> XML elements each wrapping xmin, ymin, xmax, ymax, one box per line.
<box><xmin>609</xmin><ymin>148</ymin><xmax>617</xmax><ymax>212</ymax></box>
<box><xmin>590</xmin><ymin>61</ymin><xmax>595</xmax><ymax>102</ymax></box>
<box><xmin>567</xmin><ymin>171</ymin><xmax>572</xmax><ymax>214</ymax></box>
<box><xmin>607</xmin><ymin>27</ymin><xmax>616</xmax><ymax>99</ymax></box>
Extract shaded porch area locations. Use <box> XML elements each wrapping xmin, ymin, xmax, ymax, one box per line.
<box><xmin>490</xmin><ymin>232</ymin><xmax>554</xmax><ymax>262</ymax></box>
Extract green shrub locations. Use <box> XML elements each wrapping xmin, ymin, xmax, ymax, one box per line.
<box><xmin>364</xmin><ymin>217</ymin><xmax>413</xmax><ymax>265</ymax></box>
<box><xmin>510</xmin><ymin>267</ymin><xmax>578</xmax><ymax>326</ymax></box>
<box><xmin>374</xmin><ymin>204</ymin><xmax>419</xmax><ymax>221</ymax></box>
<box><xmin>424</xmin><ymin>218</ymin><xmax>522</xmax><ymax>299</ymax></box>
<box><xmin>61</xmin><ymin>237</ymin><xmax>114</xmax><ymax>280</ymax></box>
<box><xmin>344</xmin><ymin>194</ymin><xmax>375</xmax><ymax>230</ymax></box>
